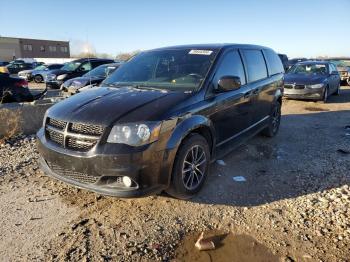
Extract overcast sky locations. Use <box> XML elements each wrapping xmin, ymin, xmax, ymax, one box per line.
<box><xmin>1</xmin><ymin>0</ymin><xmax>349</xmax><ymax>58</ymax></box>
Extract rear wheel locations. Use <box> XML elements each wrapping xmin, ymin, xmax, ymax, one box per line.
<box><xmin>347</xmin><ymin>78</ymin><xmax>350</xmax><ymax>86</ymax></box>
<box><xmin>166</xmin><ymin>134</ymin><xmax>210</xmax><ymax>199</ymax></box>
<box><xmin>34</xmin><ymin>75</ymin><xmax>43</xmax><ymax>83</ymax></box>
<box><xmin>261</xmin><ymin>101</ymin><xmax>281</xmax><ymax>137</ymax></box>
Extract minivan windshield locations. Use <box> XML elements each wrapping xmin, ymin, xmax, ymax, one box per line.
<box><xmin>103</xmin><ymin>49</ymin><xmax>218</xmax><ymax>91</ymax></box>
<box><xmin>288</xmin><ymin>63</ymin><xmax>328</xmax><ymax>75</ymax></box>
<box><xmin>61</xmin><ymin>61</ymin><xmax>81</xmax><ymax>72</ymax></box>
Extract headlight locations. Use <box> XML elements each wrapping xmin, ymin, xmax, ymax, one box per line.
<box><xmin>107</xmin><ymin>122</ymin><xmax>161</xmax><ymax>146</ymax></box>
<box><xmin>47</xmin><ymin>74</ymin><xmax>56</xmax><ymax>80</ymax></box>
<box><xmin>57</xmin><ymin>74</ymin><xmax>68</xmax><ymax>80</ymax></box>
<box><xmin>307</xmin><ymin>84</ymin><xmax>324</xmax><ymax>89</ymax></box>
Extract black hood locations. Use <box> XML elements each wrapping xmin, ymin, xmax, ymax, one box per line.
<box><xmin>47</xmin><ymin>86</ymin><xmax>191</xmax><ymax>126</ymax></box>
<box><xmin>284</xmin><ymin>73</ymin><xmax>327</xmax><ymax>85</ymax></box>
<box><xmin>63</xmin><ymin>76</ymin><xmax>104</xmax><ymax>88</ymax></box>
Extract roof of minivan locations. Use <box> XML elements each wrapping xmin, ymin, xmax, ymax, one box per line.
<box><xmin>150</xmin><ymin>43</ymin><xmax>273</xmax><ymax>51</ymax></box>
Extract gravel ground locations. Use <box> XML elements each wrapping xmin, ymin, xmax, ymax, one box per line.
<box><xmin>0</xmin><ymin>86</ymin><xmax>349</xmax><ymax>262</ymax></box>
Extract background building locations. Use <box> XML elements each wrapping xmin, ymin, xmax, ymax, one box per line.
<box><xmin>0</xmin><ymin>36</ymin><xmax>70</xmax><ymax>61</ymax></box>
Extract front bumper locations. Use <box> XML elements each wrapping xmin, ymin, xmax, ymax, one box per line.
<box><xmin>46</xmin><ymin>80</ymin><xmax>63</xmax><ymax>89</ymax></box>
<box><xmin>283</xmin><ymin>86</ymin><xmax>324</xmax><ymax>100</ymax></box>
<box><xmin>36</xmin><ymin>128</ymin><xmax>176</xmax><ymax>198</ymax></box>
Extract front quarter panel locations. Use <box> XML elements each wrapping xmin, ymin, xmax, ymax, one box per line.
<box><xmin>165</xmin><ymin>114</ymin><xmax>215</xmax><ymax>151</ymax></box>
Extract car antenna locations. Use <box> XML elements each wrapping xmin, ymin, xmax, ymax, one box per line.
<box><xmin>85</xmin><ymin>33</ymin><xmax>92</xmax><ymax>87</ymax></box>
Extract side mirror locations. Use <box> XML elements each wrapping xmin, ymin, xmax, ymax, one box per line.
<box><xmin>216</xmin><ymin>76</ymin><xmax>241</xmax><ymax>92</ymax></box>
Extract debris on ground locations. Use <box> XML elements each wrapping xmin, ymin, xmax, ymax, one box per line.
<box><xmin>195</xmin><ymin>232</ymin><xmax>215</xmax><ymax>251</ymax></box>
<box><xmin>232</xmin><ymin>176</ymin><xmax>247</xmax><ymax>182</ymax></box>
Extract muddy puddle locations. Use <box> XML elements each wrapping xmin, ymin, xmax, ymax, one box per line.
<box><xmin>175</xmin><ymin>230</ymin><xmax>280</xmax><ymax>262</ymax></box>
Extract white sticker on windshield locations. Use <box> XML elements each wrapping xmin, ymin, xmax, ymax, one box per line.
<box><xmin>189</xmin><ymin>50</ymin><xmax>213</xmax><ymax>55</ymax></box>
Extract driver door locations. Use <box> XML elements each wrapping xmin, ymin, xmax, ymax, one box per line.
<box><xmin>207</xmin><ymin>49</ymin><xmax>253</xmax><ymax>145</ymax></box>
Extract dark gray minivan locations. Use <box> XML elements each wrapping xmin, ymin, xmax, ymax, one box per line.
<box><xmin>37</xmin><ymin>44</ymin><xmax>284</xmax><ymax>199</ymax></box>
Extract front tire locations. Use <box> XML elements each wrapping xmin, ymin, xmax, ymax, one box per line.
<box><xmin>34</xmin><ymin>75</ymin><xmax>43</xmax><ymax>83</ymax></box>
<box><xmin>166</xmin><ymin>134</ymin><xmax>210</xmax><ymax>199</ymax></box>
<box><xmin>261</xmin><ymin>101</ymin><xmax>281</xmax><ymax>137</ymax></box>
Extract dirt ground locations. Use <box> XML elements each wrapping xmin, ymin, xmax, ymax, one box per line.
<box><xmin>0</xmin><ymin>85</ymin><xmax>349</xmax><ymax>261</ymax></box>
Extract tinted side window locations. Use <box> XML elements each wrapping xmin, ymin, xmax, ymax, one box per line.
<box><xmin>242</xmin><ymin>50</ymin><xmax>268</xmax><ymax>82</ymax></box>
<box><xmin>80</xmin><ymin>62</ymin><xmax>92</xmax><ymax>71</ymax></box>
<box><xmin>214</xmin><ymin>50</ymin><xmax>246</xmax><ymax>86</ymax></box>
<box><xmin>265</xmin><ymin>49</ymin><xmax>284</xmax><ymax>75</ymax></box>
<box><xmin>91</xmin><ymin>61</ymin><xmax>104</xmax><ymax>68</ymax></box>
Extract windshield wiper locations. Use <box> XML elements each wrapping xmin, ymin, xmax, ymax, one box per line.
<box><xmin>132</xmin><ymin>85</ymin><xmax>167</xmax><ymax>92</ymax></box>
<box><xmin>104</xmin><ymin>83</ymin><xmax>126</xmax><ymax>87</ymax></box>
<box><xmin>104</xmin><ymin>83</ymin><xmax>167</xmax><ymax>91</ymax></box>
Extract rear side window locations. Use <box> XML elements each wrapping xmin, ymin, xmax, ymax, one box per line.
<box><xmin>214</xmin><ymin>50</ymin><xmax>246</xmax><ymax>86</ymax></box>
<box><xmin>265</xmin><ymin>49</ymin><xmax>284</xmax><ymax>75</ymax></box>
<box><xmin>242</xmin><ymin>50</ymin><xmax>268</xmax><ymax>82</ymax></box>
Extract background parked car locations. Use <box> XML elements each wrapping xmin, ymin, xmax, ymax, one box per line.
<box><xmin>45</xmin><ymin>58</ymin><xmax>114</xmax><ymax>89</ymax></box>
<box><xmin>327</xmin><ymin>59</ymin><xmax>350</xmax><ymax>85</ymax></box>
<box><xmin>288</xmin><ymin>58</ymin><xmax>308</xmax><ymax>69</ymax></box>
<box><xmin>0</xmin><ymin>61</ymin><xmax>9</xmax><ymax>66</ymax></box>
<box><xmin>0</xmin><ymin>67</ymin><xmax>33</xmax><ymax>103</ymax></box>
<box><xmin>6</xmin><ymin>62</ymin><xmax>34</xmax><ymax>75</ymax></box>
<box><xmin>278</xmin><ymin>53</ymin><xmax>289</xmax><ymax>71</ymax></box>
<box><xmin>284</xmin><ymin>61</ymin><xmax>340</xmax><ymax>102</ymax></box>
<box><xmin>18</xmin><ymin>63</ymin><xmax>63</xmax><ymax>83</ymax></box>
<box><xmin>61</xmin><ymin>62</ymin><xmax>122</xmax><ymax>96</ymax></box>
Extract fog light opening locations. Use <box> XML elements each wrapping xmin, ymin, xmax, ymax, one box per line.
<box><xmin>122</xmin><ymin>176</ymin><xmax>132</xmax><ymax>188</ymax></box>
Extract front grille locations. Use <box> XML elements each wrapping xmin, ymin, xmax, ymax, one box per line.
<box><xmin>294</xmin><ymin>85</ymin><xmax>305</xmax><ymax>89</ymax></box>
<box><xmin>47</xmin><ymin>161</ymin><xmax>98</xmax><ymax>184</ymax></box>
<box><xmin>47</xmin><ymin>118</ymin><xmax>67</xmax><ymax>130</ymax></box>
<box><xmin>66</xmin><ymin>137</ymin><xmax>98</xmax><ymax>152</ymax></box>
<box><xmin>284</xmin><ymin>84</ymin><xmax>293</xmax><ymax>89</ymax></box>
<box><xmin>46</xmin><ymin>129</ymin><xmax>64</xmax><ymax>145</ymax></box>
<box><xmin>45</xmin><ymin>117</ymin><xmax>104</xmax><ymax>152</ymax></box>
<box><xmin>70</xmin><ymin>122</ymin><xmax>104</xmax><ymax>136</ymax></box>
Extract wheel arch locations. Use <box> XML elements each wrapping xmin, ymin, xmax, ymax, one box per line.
<box><xmin>166</xmin><ymin>115</ymin><xmax>216</xmax><ymax>155</ymax></box>
<box><xmin>162</xmin><ymin>115</ymin><xmax>216</xmax><ymax>187</ymax></box>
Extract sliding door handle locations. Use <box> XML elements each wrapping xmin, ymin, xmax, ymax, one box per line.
<box><xmin>253</xmin><ymin>88</ymin><xmax>260</xmax><ymax>95</ymax></box>
<box><xmin>243</xmin><ymin>91</ymin><xmax>252</xmax><ymax>99</ymax></box>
